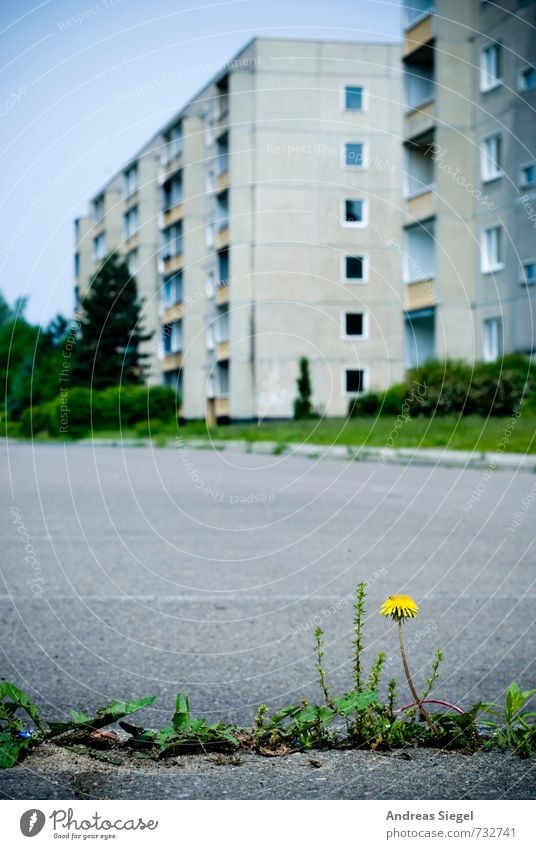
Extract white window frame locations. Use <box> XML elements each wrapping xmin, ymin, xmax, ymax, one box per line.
<box><xmin>342</xmin><ymin>367</ymin><xmax>368</xmax><ymax>396</ymax></box>
<box><xmin>170</xmin><ymin>320</ymin><xmax>183</xmax><ymax>354</ymax></box>
<box><xmin>341</xmin><ymin>254</ymin><xmax>368</xmax><ymax>283</ymax></box>
<box><xmin>519</xmin><ymin>161</ymin><xmax>536</xmax><ymax>189</ymax></box>
<box><xmin>342</xmin><ymin>85</ymin><xmax>367</xmax><ymax>112</ymax></box>
<box><xmin>483</xmin><ymin>317</ymin><xmax>502</xmax><ymax>362</ymax></box>
<box><xmin>481</xmin><ymin>226</ymin><xmax>504</xmax><ymax>273</ymax></box>
<box><xmin>519</xmin><ymin>65</ymin><xmax>536</xmax><ymax>92</ymax></box>
<box><xmin>481</xmin><ymin>134</ymin><xmax>502</xmax><ymax>182</ymax></box>
<box><xmin>480</xmin><ymin>44</ymin><xmax>501</xmax><ymax>92</ymax></box>
<box><xmin>521</xmin><ymin>259</ymin><xmax>536</xmax><ymax>286</ymax></box>
<box><xmin>206</xmin><ymin>324</ymin><xmax>216</xmax><ymax>351</ymax></box>
<box><xmin>126</xmin><ymin>249</ymin><xmax>138</xmax><ymax>276</ymax></box>
<box><xmin>93</xmin><ymin>232</ymin><xmax>106</xmax><ymax>262</ymax></box>
<box><xmin>341</xmin><ymin>198</ymin><xmax>368</xmax><ymax>228</ymax></box>
<box><xmin>123</xmin><ymin>164</ymin><xmax>138</xmax><ymax>198</ymax></box>
<box><xmin>340</xmin><ymin>311</ymin><xmax>369</xmax><ymax>340</ymax></box>
<box><xmin>123</xmin><ymin>205</ymin><xmax>139</xmax><ymax>240</ymax></box>
<box><xmin>342</xmin><ymin>141</ymin><xmax>367</xmax><ymax>170</ymax></box>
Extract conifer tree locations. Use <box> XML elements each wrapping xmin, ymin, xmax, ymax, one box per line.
<box><xmin>72</xmin><ymin>252</ymin><xmax>152</xmax><ymax>388</ymax></box>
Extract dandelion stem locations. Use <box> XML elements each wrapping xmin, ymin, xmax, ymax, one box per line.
<box><xmin>398</xmin><ymin>620</ymin><xmax>438</xmax><ymax>734</ymax></box>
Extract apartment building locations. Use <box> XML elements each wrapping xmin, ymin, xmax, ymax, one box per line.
<box><xmin>402</xmin><ymin>0</ymin><xmax>536</xmax><ymax>367</ymax></box>
<box><xmin>155</xmin><ymin>37</ymin><xmax>403</xmax><ymax>420</ymax></box>
<box><xmin>74</xmin><ymin>135</ymin><xmax>163</xmax><ymax>382</ymax></box>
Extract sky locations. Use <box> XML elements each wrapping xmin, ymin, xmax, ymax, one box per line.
<box><xmin>0</xmin><ymin>0</ymin><xmax>401</xmax><ymax>326</ymax></box>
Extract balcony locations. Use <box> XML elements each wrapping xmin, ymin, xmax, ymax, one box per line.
<box><xmin>215</xmin><ymin>282</ymin><xmax>230</xmax><ymax>305</ymax></box>
<box><xmin>216</xmin><ymin>225</ymin><xmax>229</xmax><ymax>250</ymax></box>
<box><xmin>160</xmin><ymin>204</ymin><xmax>184</xmax><ymax>229</ymax></box>
<box><xmin>406</xmin><ymin>190</ymin><xmax>434</xmax><ymax>222</ymax></box>
<box><xmin>405</xmin><ymin>99</ymin><xmax>435</xmax><ymax>138</ymax></box>
<box><xmin>404</xmin><ymin>11</ymin><xmax>433</xmax><ymax>58</ymax></box>
<box><xmin>162</xmin><ymin>352</ymin><xmax>183</xmax><ymax>372</ymax></box>
<box><xmin>216</xmin><ymin>341</ymin><xmax>230</xmax><ymax>361</ymax></box>
<box><xmin>159</xmin><ymin>254</ymin><xmax>184</xmax><ymax>276</ymax></box>
<box><xmin>405</xmin><ymin>279</ymin><xmax>436</xmax><ymax>311</ymax></box>
<box><xmin>403</xmin><ymin>219</ymin><xmax>436</xmax><ymax>284</ymax></box>
<box><xmin>162</xmin><ymin>303</ymin><xmax>184</xmax><ymax>324</ymax></box>
<box><xmin>215</xmin><ymin>397</ymin><xmax>230</xmax><ymax>417</ymax></box>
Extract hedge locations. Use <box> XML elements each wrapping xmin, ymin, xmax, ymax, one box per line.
<box><xmin>348</xmin><ymin>356</ymin><xmax>534</xmax><ymax>418</ymax></box>
<box><xmin>18</xmin><ymin>385</ymin><xmax>180</xmax><ymax>437</ymax></box>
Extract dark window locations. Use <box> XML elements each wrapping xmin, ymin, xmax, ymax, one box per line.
<box><xmin>345</xmin><ymin>200</ymin><xmax>364</xmax><ymax>223</ymax></box>
<box><xmin>345</xmin><ymin>313</ymin><xmax>364</xmax><ymax>336</ymax></box>
<box><xmin>163</xmin><ymin>324</ymin><xmax>172</xmax><ymax>353</ymax></box>
<box><xmin>346</xmin><ymin>256</ymin><xmax>364</xmax><ymax>279</ymax></box>
<box><xmin>346</xmin><ymin>369</ymin><xmax>365</xmax><ymax>393</ymax></box>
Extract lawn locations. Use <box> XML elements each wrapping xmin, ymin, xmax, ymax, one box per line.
<box><xmin>102</xmin><ymin>411</ymin><xmax>536</xmax><ymax>454</ymax></box>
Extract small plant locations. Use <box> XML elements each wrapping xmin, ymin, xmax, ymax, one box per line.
<box><xmin>479</xmin><ymin>683</ymin><xmax>536</xmax><ymax>756</ymax></box>
<box><xmin>121</xmin><ymin>693</ymin><xmax>240</xmax><ymax>757</ymax></box>
<box><xmin>0</xmin><ymin>586</ymin><xmax>533</xmax><ymax>768</ymax></box>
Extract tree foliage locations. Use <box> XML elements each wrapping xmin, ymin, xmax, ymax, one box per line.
<box><xmin>71</xmin><ymin>252</ymin><xmax>152</xmax><ymax>389</ymax></box>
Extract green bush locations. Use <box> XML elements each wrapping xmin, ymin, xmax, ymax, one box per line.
<box><xmin>18</xmin><ymin>404</ymin><xmax>55</xmax><ymax>437</ymax></box>
<box><xmin>380</xmin><ymin>383</ymin><xmax>411</xmax><ymax>415</ymax></box>
<box><xmin>347</xmin><ymin>392</ymin><xmax>380</xmax><ymax>417</ymax></box>
<box><xmin>348</xmin><ymin>357</ymin><xmax>533</xmax><ymax>420</ymax></box>
<box><xmin>17</xmin><ymin>385</ymin><xmax>180</xmax><ymax>438</ymax></box>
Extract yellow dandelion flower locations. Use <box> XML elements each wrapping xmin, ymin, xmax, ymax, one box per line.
<box><xmin>380</xmin><ymin>594</ymin><xmax>419</xmax><ymax>621</ymax></box>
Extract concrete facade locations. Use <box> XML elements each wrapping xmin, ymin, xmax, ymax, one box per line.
<box><xmin>157</xmin><ymin>37</ymin><xmax>404</xmax><ymax>420</ymax></box>
<box><xmin>402</xmin><ymin>0</ymin><xmax>536</xmax><ymax>367</ymax></box>
<box><xmin>74</xmin><ymin>137</ymin><xmax>163</xmax><ymax>383</ymax></box>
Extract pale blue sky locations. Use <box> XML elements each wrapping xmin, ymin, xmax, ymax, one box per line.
<box><xmin>0</xmin><ymin>0</ymin><xmax>401</xmax><ymax>325</ymax></box>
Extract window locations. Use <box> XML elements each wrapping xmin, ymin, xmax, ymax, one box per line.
<box><xmin>483</xmin><ymin>317</ymin><xmax>502</xmax><ymax>362</ymax></box>
<box><xmin>344</xmin><ymin>255</ymin><xmax>366</xmax><ymax>282</ymax></box>
<box><xmin>206</xmin><ymin>270</ymin><xmax>216</xmax><ymax>299</ymax></box>
<box><xmin>343</xmin><ymin>199</ymin><xmax>366</xmax><ymax>226</ymax></box>
<box><xmin>162</xmin><ymin>123</ymin><xmax>182</xmax><ymax>164</ymax></box>
<box><xmin>163</xmin><ymin>324</ymin><xmax>172</xmax><ymax>354</ymax></box>
<box><xmin>216</xmin><ymin>133</ymin><xmax>229</xmax><ymax>175</ymax></box>
<box><xmin>161</xmin><ymin>223</ymin><xmax>182</xmax><ymax>259</ymax></box>
<box><xmin>206</xmin><ymin>324</ymin><xmax>215</xmax><ymax>351</ymax></box>
<box><xmin>216</xmin><ymin>190</ymin><xmax>229</xmax><ymax>229</ymax></box>
<box><xmin>342</xmin><ymin>312</ymin><xmax>366</xmax><ymax>338</ymax></box>
<box><xmin>93</xmin><ymin>232</ymin><xmax>106</xmax><ymax>261</ymax></box>
<box><xmin>482</xmin><ymin>226</ymin><xmax>503</xmax><ymax>272</ymax></box>
<box><xmin>170</xmin><ymin>320</ymin><xmax>183</xmax><ymax>353</ymax></box>
<box><xmin>162</xmin><ymin>273</ymin><xmax>183</xmax><ymax>306</ymax></box>
<box><xmin>216</xmin><ymin>361</ymin><xmax>229</xmax><ymax>396</ymax></box>
<box><xmin>481</xmin><ymin>134</ymin><xmax>502</xmax><ymax>181</ymax></box>
<box><xmin>520</xmin><ymin>162</ymin><xmax>536</xmax><ymax>189</ymax></box>
<box><xmin>215</xmin><ymin>305</ymin><xmax>229</xmax><ymax>342</ymax></box>
<box><xmin>522</xmin><ymin>262</ymin><xmax>536</xmax><ymax>286</ymax></box>
<box><xmin>344</xmin><ymin>142</ymin><xmax>365</xmax><ymax>168</ymax></box>
<box><xmin>124</xmin><ymin>164</ymin><xmax>138</xmax><ymax>198</ymax></box>
<box><xmin>481</xmin><ymin>44</ymin><xmax>501</xmax><ymax>91</ymax></box>
<box><xmin>218</xmin><ymin>248</ymin><xmax>229</xmax><ymax>285</ymax></box>
<box><xmin>519</xmin><ymin>66</ymin><xmax>536</xmax><ymax>92</ymax></box>
<box><xmin>344</xmin><ymin>85</ymin><xmax>364</xmax><ymax>111</ymax></box>
<box><xmin>126</xmin><ymin>249</ymin><xmax>138</xmax><ymax>276</ymax></box>
<box><xmin>404</xmin><ymin>0</ymin><xmax>434</xmax><ymax>27</ymax></box>
<box><xmin>162</xmin><ymin>174</ymin><xmax>182</xmax><ymax>210</ymax></box>
<box><xmin>123</xmin><ymin>206</ymin><xmax>138</xmax><ymax>240</ymax></box>
<box><xmin>206</xmin><ymin>171</ymin><xmax>216</xmax><ymax>194</ymax></box>
<box><xmin>344</xmin><ymin>369</ymin><xmax>366</xmax><ymax>395</ymax></box>
<box><xmin>92</xmin><ymin>195</ymin><xmax>104</xmax><ymax>221</ymax></box>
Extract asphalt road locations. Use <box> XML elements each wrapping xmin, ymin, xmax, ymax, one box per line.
<box><xmin>1</xmin><ymin>441</ymin><xmax>535</xmax><ymax>747</ymax></box>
